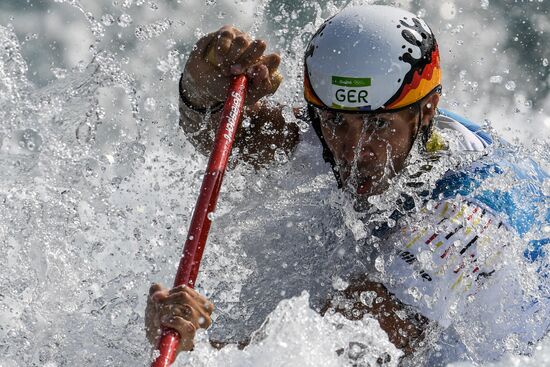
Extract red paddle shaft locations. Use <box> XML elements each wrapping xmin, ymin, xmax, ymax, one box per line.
<box><xmin>151</xmin><ymin>75</ymin><xmax>248</xmax><ymax>367</ymax></box>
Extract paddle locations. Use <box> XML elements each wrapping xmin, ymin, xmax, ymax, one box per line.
<box><xmin>151</xmin><ymin>74</ymin><xmax>248</xmax><ymax>367</ymax></box>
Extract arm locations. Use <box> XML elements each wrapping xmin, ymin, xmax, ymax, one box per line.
<box><xmin>321</xmin><ymin>276</ymin><xmax>430</xmax><ymax>356</ymax></box>
<box><xmin>179</xmin><ymin>26</ymin><xmax>300</xmax><ymax>167</ymax></box>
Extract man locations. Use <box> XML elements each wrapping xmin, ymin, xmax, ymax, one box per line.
<box><xmin>145</xmin><ymin>5</ymin><xmax>549</xmax><ymax>363</ymax></box>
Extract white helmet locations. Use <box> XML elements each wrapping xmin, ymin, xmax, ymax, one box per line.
<box><xmin>304</xmin><ymin>5</ymin><xmax>441</xmax><ymax>112</ymax></box>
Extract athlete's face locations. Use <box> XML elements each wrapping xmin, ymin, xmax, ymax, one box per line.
<box><xmin>318</xmin><ymin>93</ymin><xmax>439</xmax><ymax>197</ymax></box>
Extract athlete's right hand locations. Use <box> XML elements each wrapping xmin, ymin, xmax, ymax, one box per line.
<box><xmin>183</xmin><ymin>25</ymin><xmax>282</xmax><ymax>108</ymax></box>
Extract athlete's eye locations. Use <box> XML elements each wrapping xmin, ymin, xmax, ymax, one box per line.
<box><xmin>330</xmin><ymin>113</ymin><xmax>344</xmax><ymax>126</ymax></box>
<box><xmin>367</xmin><ymin>118</ymin><xmax>390</xmax><ymax>130</ymax></box>
<box><xmin>316</xmin><ymin>109</ymin><xmax>344</xmax><ymax>127</ymax></box>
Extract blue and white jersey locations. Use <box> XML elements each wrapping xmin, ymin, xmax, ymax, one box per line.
<box><xmin>381</xmin><ymin>109</ymin><xmax>550</xmax><ymax>361</ymax></box>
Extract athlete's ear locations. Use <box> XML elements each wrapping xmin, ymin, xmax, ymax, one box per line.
<box><xmin>420</xmin><ymin>92</ymin><xmax>440</xmax><ymax>127</ymax></box>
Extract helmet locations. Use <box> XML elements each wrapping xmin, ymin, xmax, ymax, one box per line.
<box><xmin>304</xmin><ymin>5</ymin><xmax>441</xmax><ymax>112</ymax></box>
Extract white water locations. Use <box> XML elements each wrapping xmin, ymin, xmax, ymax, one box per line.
<box><xmin>0</xmin><ymin>0</ymin><xmax>549</xmax><ymax>366</ymax></box>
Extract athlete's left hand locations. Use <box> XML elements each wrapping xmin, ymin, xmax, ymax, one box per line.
<box><xmin>145</xmin><ymin>283</ymin><xmax>214</xmax><ymax>354</ymax></box>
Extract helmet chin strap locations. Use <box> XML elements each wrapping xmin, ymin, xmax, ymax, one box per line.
<box><xmin>409</xmin><ymin>102</ymin><xmax>434</xmax><ymax>156</ymax></box>
<box><xmin>307</xmin><ymin>104</ymin><xmax>344</xmax><ymax>188</ymax></box>
<box><xmin>406</xmin><ymin>102</ymin><xmax>424</xmax><ymax>157</ymax></box>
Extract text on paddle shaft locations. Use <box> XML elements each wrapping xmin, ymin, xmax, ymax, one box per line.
<box><xmin>224</xmin><ymin>90</ymin><xmax>243</xmax><ymax>142</ymax></box>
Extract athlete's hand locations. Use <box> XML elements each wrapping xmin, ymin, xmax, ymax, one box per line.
<box><xmin>183</xmin><ymin>25</ymin><xmax>282</xmax><ymax>107</ymax></box>
<box><xmin>145</xmin><ymin>283</ymin><xmax>214</xmax><ymax>354</ymax></box>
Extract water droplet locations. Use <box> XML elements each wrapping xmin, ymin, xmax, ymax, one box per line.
<box><xmin>156</xmin><ymin>49</ymin><xmax>180</xmax><ymax>76</ymax></box>
<box><xmin>418</xmin><ymin>251</ymin><xmax>432</xmax><ymax>268</ymax></box>
<box><xmin>297</xmin><ymin>120</ymin><xmax>309</xmax><ymax>133</ymax></box>
<box><xmin>359</xmin><ymin>291</ymin><xmax>377</xmax><ymax>307</ymax></box>
<box><xmin>144</xmin><ymin>97</ymin><xmax>156</xmax><ymax>112</ymax></box>
<box><xmin>18</xmin><ymin>129</ymin><xmax>42</xmax><ymax>152</ymax></box>
<box><xmin>505</xmin><ymin>81</ymin><xmax>516</xmax><ymax>91</ymax></box>
<box><xmin>331</xmin><ymin>276</ymin><xmax>349</xmax><ymax>291</ymax></box>
<box><xmin>543</xmin><ymin>58</ymin><xmax>549</xmax><ymax>67</ymax></box>
<box><xmin>101</xmin><ymin>14</ymin><xmax>115</xmax><ymax>26</ymax></box>
<box><xmin>118</xmin><ymin>14</ymin><xmax>133</xmax><ymax>28</ymax></box>
<box><xmin>165</xmin><ymin>38</ymin><xmax>176</xmax><ymax>50</ymax></box>
<box><xmin>349</xmin><ymin>342</ymin><xmax>366</xmax><ymax>360</ymax></box>
<box><xmin>205</xmin><ymin>0</ymin><xmax>216</xmax><ymax>5</ymax></box>
<box><xmin>51</xmin><ymin>67</ymin><xmax>67</xmax><ymax>79</ymax></box>
<box><xmin>395</xmin><ymin>309</ymin><xmax>407</xmax><ymax>320</ymax></box>
<box><xmin>407</xmin><ymin>286</ymin><xmax>422</xmax><ymax>301</ymax></box>
<box><xmin>207</xmin><ymin>212</ymin><xmax>216</xmax><ymax>221</ymax></box>
<box><xmin>95</xmin><ymin>107</ymin><xmax>106</xmax><ymax>120</ymax></box>
<box><xmin>111</xmin><ymin>176</ymin><xmax>122</xmax><ymax>187</ymax></box>
<box><xmin>374</xmin><ymin>256</ymin><xmax>385</xmax><ymax>272</ymax></box>
<box><xmin>440</xmin><ymin>2</ymin><xmax>457</xmax><ymax>20</ymax></box>
<box><xmin>135</xmin><ymin>18</ymin><xmax>172</xmax><ymax>41</ymax></box>
<box><xmin>480</xmin><ymin>0</ymin><xmax>489</xmax><ymax>9</ymax></box>
<box><xmin>489</xmin><ymin>75</ymin><xmax>503</xmax><ymax>84</ymax></box>
<box><xmin>273</xmin><ymin>148</ymin><xmax>288</xmax><ymax>164</ymax></box>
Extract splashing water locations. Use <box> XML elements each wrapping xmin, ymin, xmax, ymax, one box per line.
<box><xmin>0</xmin><ymin>1</ymin><xmax>549</xmax><ymax>367</ymax></box>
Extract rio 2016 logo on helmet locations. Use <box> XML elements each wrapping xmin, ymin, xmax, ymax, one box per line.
<box><xmin>304</xmin><ymin>5</ymin><xmax>441</xmax><ymax>112</ymax></box>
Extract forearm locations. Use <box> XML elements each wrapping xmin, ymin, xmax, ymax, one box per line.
<box><xmin>178</xmin><ymin>72</ymin><xmax>224</xmax><ymax>156</ymax></box>
<box><xmin>178</xmin><ymin>73</ymin><xmax>300</xmax><ymax>167</ymax></box>
<box><xmin>321</xmin><ymin>277</ymin><xmax>430</xmax><ymax>356</ymax></box>
<box><xmin>232</xmin><ymin>101</ymin><xmax>300</xmax><ymax>168</ymax></box>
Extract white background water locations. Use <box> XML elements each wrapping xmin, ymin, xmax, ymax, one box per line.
<box><xmin>0</xmin><ymin>0</ymin><xmax>548</xmax><ymax>366</ymax></box>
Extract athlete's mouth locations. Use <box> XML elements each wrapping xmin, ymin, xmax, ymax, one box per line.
<box><xmin>339</xmin><ymin>168</ymin><xmax>383</xmax><ymax>194</ymax></box>
<box><xmin>336</xmin><ymin>159</ymin><xmax>392</xmax><ymax>197</ymax></box>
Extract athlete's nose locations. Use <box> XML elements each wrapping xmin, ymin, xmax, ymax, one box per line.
<box><xmin>337</xmin><ymin>115</ymin><xmax>365</xmax><ymax>165</ymax></box>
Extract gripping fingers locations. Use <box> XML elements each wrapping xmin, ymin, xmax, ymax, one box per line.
<box><xmin>234</xmin><ymin>40</ymin><xmax>267</xmax><ymax>73</ymax></box>
<box><xmin>247</xmin><ymin>64</ymin><xmax>270</xmax><ymax>88</ymax></box>
<box><xmin>162</xmin><ymin>286</ymin><xmax>213</xmax><ymax>328</ymax></box>
<box><xmin>159</xmin><ymin>303</ymin><xmax>197</xmax><ymax>328</ymax></box>
<box><xmin>263</xmin><ymin>53</ymin><xmax>281</xmax><ymax>76</ymax></box>
<box><xmin>161</xmin><ymin>316</ymin><xmax>196</xmax><ymax>352</ymax></box>
<box><xmin>207</xmin><ymin>27</ymin><xmax>270</xmax><ymax>75</ymax></box>
<box><xmin>149</xmin><ymin>283</ymin><xmax>163</xmax><ymax>296</ymax></box>
<box><xmin>168</xmin><ymin>285</ymin><xmax>213</xmax><ymax>310</ymax></box>
<box><xmin>148</xmin><ymin>284</ymin><xmax>169</xmax><ymax>308</ymax></box>
<box><xmin>214</xmin><ymin>35</ymin><xmax>235</xmax><ymax>67</ymax></box>
<box><xmin>211</xmin><ymin>27</ymin><xmax>251</xmax><ymax>71</ymax></box>
<box><xmin>224</xmin><ymin>35</ymin><xmax>251</xmax><ymax>67</ymax></box>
